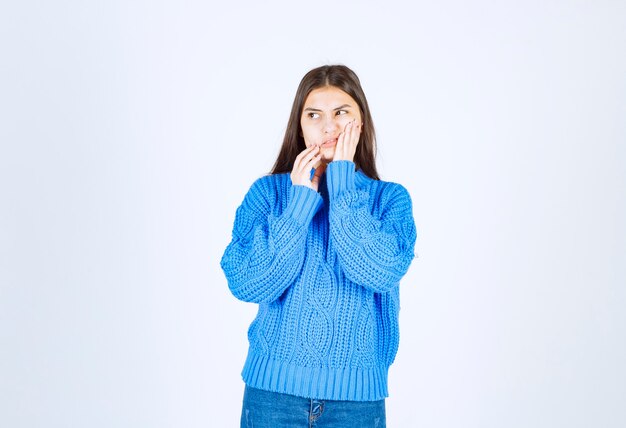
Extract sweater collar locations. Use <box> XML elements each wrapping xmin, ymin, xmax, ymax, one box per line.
<box><xmin>308</xmin><ymin>164</ymin><xmax>374</xmax><ymax>190</ymax></box>
<box><xmin>355</xmin><ymin>169</ymin><xmax>373</xmax><ymax>188</ymax></box>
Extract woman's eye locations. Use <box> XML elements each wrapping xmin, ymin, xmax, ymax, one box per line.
<box><xmin>308</xmin><ymin>113</ymin><xmax>320</xmax><ymax>119</ymax></box>
<box><xmin>336</xmin><ymin>110</ymin><xmax>348</xmax><ymax>116</ymax></box>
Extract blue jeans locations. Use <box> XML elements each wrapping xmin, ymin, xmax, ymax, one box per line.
<box><xmin>240</xmin><ymin>385</ymin><xmax>386</xmax><ymax>428</ymax></box>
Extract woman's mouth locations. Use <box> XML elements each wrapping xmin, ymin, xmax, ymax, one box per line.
<box><xmin>321</xmin><ymin>138</ymin><xmax>338</xmax><ymax>148</ymax></box>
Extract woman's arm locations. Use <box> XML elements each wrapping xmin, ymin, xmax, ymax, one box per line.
<box><xmin>327</xmin><ymin>161</ymin><xmax>417</xmax><ymax>293</ymax></box>
<box><xmin>221</xmin><ymin>178</ymin><xmax>322</xmax><ymax>303</ymax></box>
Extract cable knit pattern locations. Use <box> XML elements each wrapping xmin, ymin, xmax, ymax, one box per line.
<box><xmin>221</xmin><ymin>160</ymin><xmax>417</xmax><ymax>401</ymax></box>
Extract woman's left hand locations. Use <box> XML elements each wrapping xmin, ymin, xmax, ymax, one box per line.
<box><xmin>333</xmin><ymin>120</ymin><xmax>362</xmax><ymax>162</ymax></box>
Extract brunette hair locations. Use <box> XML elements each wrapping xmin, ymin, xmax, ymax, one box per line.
<box><xmin>270</xmin><ymin>65</ymin><xmax>379</xmax><ymax>180</ymax></box>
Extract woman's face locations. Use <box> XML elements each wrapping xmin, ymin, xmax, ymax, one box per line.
<box><xmin>300</xmin><ymin>86</ymin><xmax>362</xmax><ymax>164</ymax></box>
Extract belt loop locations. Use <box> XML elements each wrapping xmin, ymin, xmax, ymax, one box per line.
<box><xmin>309</xmin><ymin>399</ymin><xmax>325</xmax><ymax>425</ymax></box>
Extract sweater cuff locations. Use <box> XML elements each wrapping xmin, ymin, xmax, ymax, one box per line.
<box><xmin>282</xmin><ymin>185</ymin><xmax>323</xmax><ymax>225</ymax></box>
<box><xmin>327</xmin><ymin>160</ymin><xmax>356</xmax><ymax>200</ymax></box>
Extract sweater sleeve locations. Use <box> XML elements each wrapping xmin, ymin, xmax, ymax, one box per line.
<box><xmin>327</xmin><ymin>161</ymin><xmax>417</xmax><ymax>293</ymax></box>
<box><xmin>221</xmin><ymin>177</ymin><xmax>323</xmax><ymax>303</ymax></box>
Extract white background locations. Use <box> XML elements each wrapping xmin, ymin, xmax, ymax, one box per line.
<box><xmin>1</xmin><ymin>1</ymin><xmax>625</xmax><ymax>427</ymax></box>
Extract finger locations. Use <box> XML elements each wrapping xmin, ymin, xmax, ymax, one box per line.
<box><xmin>337</xmin><ymin>122</ymin><xmax>353</xmax><ymax>159</ymax></box>
<box><xmin>345</xmin><ymin>120</ymin><xmax>354</xmax><ymax>145</ymax></box>
<box><xmin>304</xmin><ymin>152</ymin><xmax>323</xmax><ymax>169</ymax></box>
<box><xmin>310</xmin><ymin>154</ymin><xmax>322</xmax><ymax>169</ymax></box>
<box><xmin>300</xmin><ymin>146</ymin><xmax>320</xmax><ymax>169</ymax></box>
<box><xmin>348</xmin><ymin>120</ymin><xmax>360</xmax><ymax>150</ymax></box>
<box><xmin>294</xmin><ymin>145</ymin><xmax>315</xmax><ymax>164</ymax></box>
<box><xmin>349</xmin><ymin>120</ymin><xmax>360</xmax><ymax>147</ymax></box>
<box><xmin>294</xmin><ymin>146</ymin><xmax>318</xmax><ymax>171</ymax></box>
<box><xmin>345</xmin><ymin>119</ymin><xmax>355</xmax><ymax>140</ymax></box>
<box><xmin>335</xmin><ymin>129</ymin><xmax>347</xmax><ymax>156</ymax></box>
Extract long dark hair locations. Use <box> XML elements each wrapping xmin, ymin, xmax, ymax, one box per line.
<box><xmin>270</xmin><ymin>65</ymin><xmax>379</xmax><ymax>180</ymax></box>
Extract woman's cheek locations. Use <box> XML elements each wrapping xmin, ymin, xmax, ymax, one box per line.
<box><xmin>301</xmin><ymin>131</ymin><xmax>313</xmax><ymax>148</ymax></box>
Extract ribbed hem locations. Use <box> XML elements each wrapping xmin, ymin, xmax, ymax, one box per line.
<box><xmin>327</xmin><ymin>160</ymin><xmax>356</xmax><ymax>201</ymax></box>
<box><xmin>282</xmin><ymin>185</ymin><xmax>323</xmax><ymax>226</ymax></box>
<box><xmin>241</xmin><ymin>351</ymin><xmax>389</xmax><ymax>401</ymax></box>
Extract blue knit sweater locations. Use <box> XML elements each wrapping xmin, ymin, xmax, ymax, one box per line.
<box><xmin>221</xmin><ymin>160</ymin><xmax>417</xmax><ymax>401</ymax></box>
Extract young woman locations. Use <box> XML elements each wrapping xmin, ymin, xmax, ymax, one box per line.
<box><xmin>221</xmin><ymin>64</ymin><xmax>417</xmax><ymax>427</ymax></box>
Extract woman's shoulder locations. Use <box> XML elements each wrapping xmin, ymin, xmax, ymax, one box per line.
<box><xmin>248</xmin><ymin>172</ymin><xmax>291</xmax><ymax>192</ymax></box>
<box><xmin>242</xmin><ymin>173</ymin><xmax>291</xmax><ymax>205</ymax></box>
<box><xmin>357</xmin><ymin>171</ymin><xmax>412</xmax><ymax>199</ymax></box>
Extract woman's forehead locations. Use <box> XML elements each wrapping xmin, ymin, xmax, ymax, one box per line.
<box><xmin>304</xmin><ymin>86</ymin><xmax>356</xmax><ymax>108</ymax></box>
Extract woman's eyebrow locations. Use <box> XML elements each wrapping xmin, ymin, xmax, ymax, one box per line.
<box><xmin>333</xmin><ymin>104</ymin><xmax>352</xmax><ymax>110</ymax></box>
<box><xmin>303</xmin><ymin>104</ymin><xmax>352</xmax><ymax>112</ymax></box>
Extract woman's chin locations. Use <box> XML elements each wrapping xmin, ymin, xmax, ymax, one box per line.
<box><xmin>320</xmin><ymin>148</ymin><xmax>336</xmax><ymax>163</ymax></box>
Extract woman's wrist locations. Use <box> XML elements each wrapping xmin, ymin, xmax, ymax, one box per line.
<box><xmin>326</xmin><ymin>160</ymin><xmax>356</xmax><ymax>200</ymax></box>
<box><xmin>283</xmin><ymin>185</ymin><xmax>323</xmax><ymax>225</ymax></box>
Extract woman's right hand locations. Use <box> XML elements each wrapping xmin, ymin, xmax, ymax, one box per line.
<box><xmin>291</xmin><ymin>146</ymin><xmax>325</xmax><ymax>191</ymax></box>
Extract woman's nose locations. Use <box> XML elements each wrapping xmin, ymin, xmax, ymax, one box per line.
<box><xmin>323</xmin><ymin>117</ymin><xmax>340</xmax><ymax>134</ymax></box>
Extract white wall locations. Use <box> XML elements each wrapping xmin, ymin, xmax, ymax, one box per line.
<box><xmin>1</xmin><ymin>1</ymin><xmax>624</xmax><ymax>427</ymax></box>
